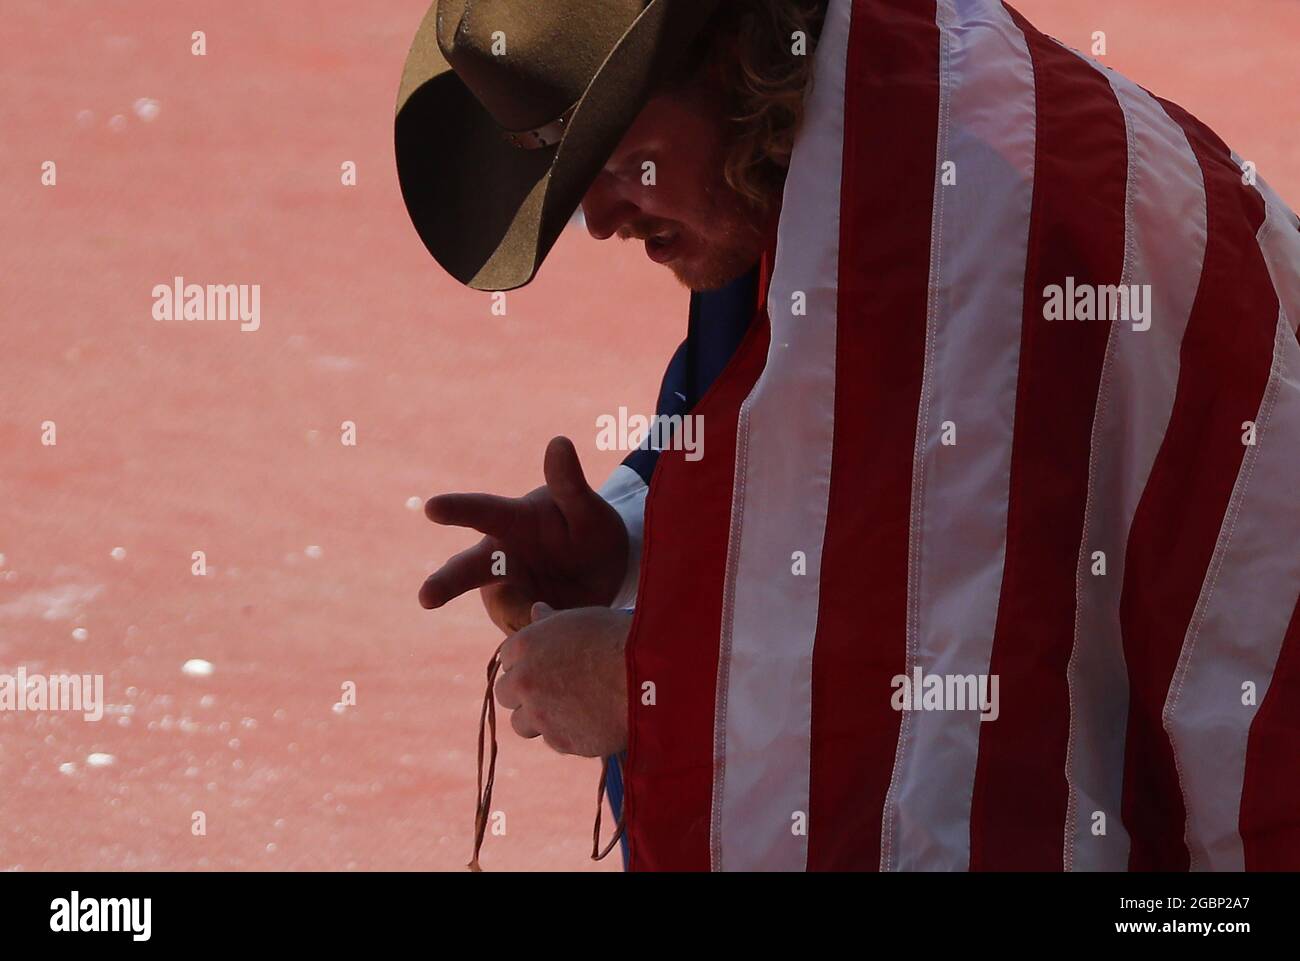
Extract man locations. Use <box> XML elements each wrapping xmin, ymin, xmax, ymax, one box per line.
<box><xmin>397</xmin><ymin>0</ymin><xmax>1300</xmax><ymax>870</ymax></box>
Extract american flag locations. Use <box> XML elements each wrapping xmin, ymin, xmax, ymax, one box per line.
<box><xmin>612</xmin><ymin>0</ymin><xmax>1300</xmax><ymax>870</ymax></box>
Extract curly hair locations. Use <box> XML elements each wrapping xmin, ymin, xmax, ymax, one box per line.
<box><xmin>672</xmin><ymin>0</ymin><xmax>829</xmax><ymax>209</ymax></box>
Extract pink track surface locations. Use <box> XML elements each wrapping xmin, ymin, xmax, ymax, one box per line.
<box><xmin>1</xmin><ymin>1</ymin><xmax>1296</xmax><ymax>871</ymax></box>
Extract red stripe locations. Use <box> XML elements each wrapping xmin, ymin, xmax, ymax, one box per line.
<box><xmin>622</xmin><ymin>262</ymin><xmax>772</xmax><ymax>871</ymax></box>
<box><xmin>966</xmin><ymin>8</ymin><xmax>1129</xmax><ymax>871</ymax></box>
<box><xmin>1241</xmin><ymin>591</ymin><xmax>1300</xmax><ymax>869</ymax></box>
<box><xmin>805</xmin><ymin>0</ymin><xmax>938</xmax><ymax>872</ymax></box>
<box><xmin>1118</xmin><ymin>98</ymin><xmax>1278</xmax><ymax>871</ymax></box>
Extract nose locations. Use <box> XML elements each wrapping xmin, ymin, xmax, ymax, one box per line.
<box><xmin>580</xmin><ymin>172</ymin><xmax>638</xmax><ymax>241</ymax></box>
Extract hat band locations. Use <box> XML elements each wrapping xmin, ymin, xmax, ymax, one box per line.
<box><xmin>501</xmin><ymin>103</ymin><xmax>578</xmax><ymax>150</ymax></box>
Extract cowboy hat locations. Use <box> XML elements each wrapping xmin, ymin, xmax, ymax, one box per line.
<box><xmin>395</xmin><ymin>0</ymin><xmax>722</xmax><ymax>291</ymax></box>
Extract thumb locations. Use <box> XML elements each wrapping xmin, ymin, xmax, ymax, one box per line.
<box><xmin>542</xmin><ymin>436</ymin><xmax>596</xmax><ymax>515</ymax></box>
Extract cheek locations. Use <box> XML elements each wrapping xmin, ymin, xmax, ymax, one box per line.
<box><xmin>646</xmin><ymin>167</ymin><xmax>727</xmax><ymax>235</ymax></box>
<box><xmin>633</xmin><ymin>176</ymin><xmax>692</xmax><ymax>222</ymax></box>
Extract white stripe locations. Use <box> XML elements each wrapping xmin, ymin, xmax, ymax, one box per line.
<box><xmin>709</xmin><ymin>0</ymin><xmax>852</xmax><ymax>871</ymax></box>
<box><xmin>1231</xmin><ymin>151</ymin><xmax>1300</xmax><ymax>336</ymax></box>
<box><xmin>1164</xmin><ymin>310</ymin><xmax>1300</xmax><ymax>870</ymax></box>
<box><xmin>1064</xmin><ymin>55</ymin><xmax>1209</xmax><ymax>870</ymax></box>
<box><xmin>1258</xmin><ymin>194</ymin><xmax>1300</xmax><ymax>336</ymax></box>
<box><xmin>879</xmin><ymin>0</ymin><xmax>1035</xmax><ymax>871</ymax></box>
<box><xmin>596</xmin><ymin>465</ymin><xmax>648</xmax><ymax>610</ymax></box>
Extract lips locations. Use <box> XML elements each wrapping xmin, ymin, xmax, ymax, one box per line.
<box><xmin>645</xmin><ymin>230</ymin><xmax>682</xmax><ymax>264</ymax></box>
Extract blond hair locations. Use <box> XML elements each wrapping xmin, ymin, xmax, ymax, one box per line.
<box><xmin>676</xmin><ymin>0</ymin><xmax>829</xmax><ymax>208</ymax></box>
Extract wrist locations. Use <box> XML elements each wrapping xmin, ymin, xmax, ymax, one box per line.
<box><xmin>597</xmin><ymin>466</ymin><xmax>647</xmax><ymax>610</ymax></box>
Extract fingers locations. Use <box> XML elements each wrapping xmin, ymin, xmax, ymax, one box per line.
<box><xmin>494</xmin><ymin>611</ymin><xmax>568</xmax><ymax>749</ymax></box>
<box><xmin>499</xmin><ymin>630</ymin><xmax>528</xmax><ymax>672</ymax></box>
<box><xmin>494</xmin><ymin>665</ymin><xmax>524</xmax><ymax>710</ymax></box>
<box><xmin>418</xmin><ymin>538</ymin><xmax>499</xmax><ymax>610</ymax></box>
<box><xmin>509</xmin><ymin>705</ymin><xmax>540</xmax><ymax>739</ymax></box>
<box><xmin>495</xmin><ymin>605</ymin><xmax>573</xmax><ymax>670</ymax></box>
<box><xmin>542</xmin><ymin>436</ymin><xmax>596</xmax><ymax>518</ymax></box>
<box><xmin>502</xmin><ymin>698</ymin><xmax>565</xmax><ymax>752</ymax></box>
<box><xmin>480</xmin><ymin>583</ymin><xmax>535</xmax><ymax>635</ymax></box>
<box><xmin>496</xmin><ymin>642</ymin><xmax>537</xmax><ymax>738</ymax></box>
<box><xmin>424</xmin><ymin>492</ymin><xmax>520</xmax><ymax>538</ymax></box>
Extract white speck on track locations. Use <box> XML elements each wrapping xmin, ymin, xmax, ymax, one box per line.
<box><xmin>132</xmin><ymin>97</ymin><xmax>160</xmax><ymax>121</ymax></box>
<box><xmin>182</xmin><ymin>659</ymin><xmax>214</xmax><ymax>678</ymax></box>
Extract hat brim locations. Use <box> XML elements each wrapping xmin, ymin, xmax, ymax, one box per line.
<box><xmin>395</xmin><ymin>0</ymin><xmax>720</xmax><ymax>291</ymax></box>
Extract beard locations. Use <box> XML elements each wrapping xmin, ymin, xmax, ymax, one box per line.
<box><xmin>668</xmin><ymin>234</ymin><xmax>765</xmax><ymax>291</ymax></box>
<box><xmin>676</xmin><ymin>177</ymin><xmax>770</xmax><ymax>292</ymax></box>
<box><xmin>619</xmin><ymin>188</ymin><xmax>771</xmax><ymax>292</ymax></box>
<box><xmin>611</xmin><ymin>111</ymin><xmax>780</xmax><ymax>292</ymax></box>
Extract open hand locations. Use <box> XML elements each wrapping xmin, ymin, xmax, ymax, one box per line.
<box><xmin>419</xmin><ymin>436</ymin><xmax>629</xmax><ymax>633</ymax></box>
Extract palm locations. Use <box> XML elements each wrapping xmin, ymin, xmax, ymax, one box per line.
<box><xmin>488</xmin><ymin>485</ymin><xmax>623</xmax><ymax>603</ymax></box>
<box><xmin>420</xmin><ymin>437</ymin><xmax>629</xmax><ymax>632</ymax></box>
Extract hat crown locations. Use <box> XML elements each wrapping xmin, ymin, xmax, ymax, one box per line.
<box><xmin>437</xmin><ymin>0</ymin><xmax>650</xmax><ymax>134</ymax></box>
